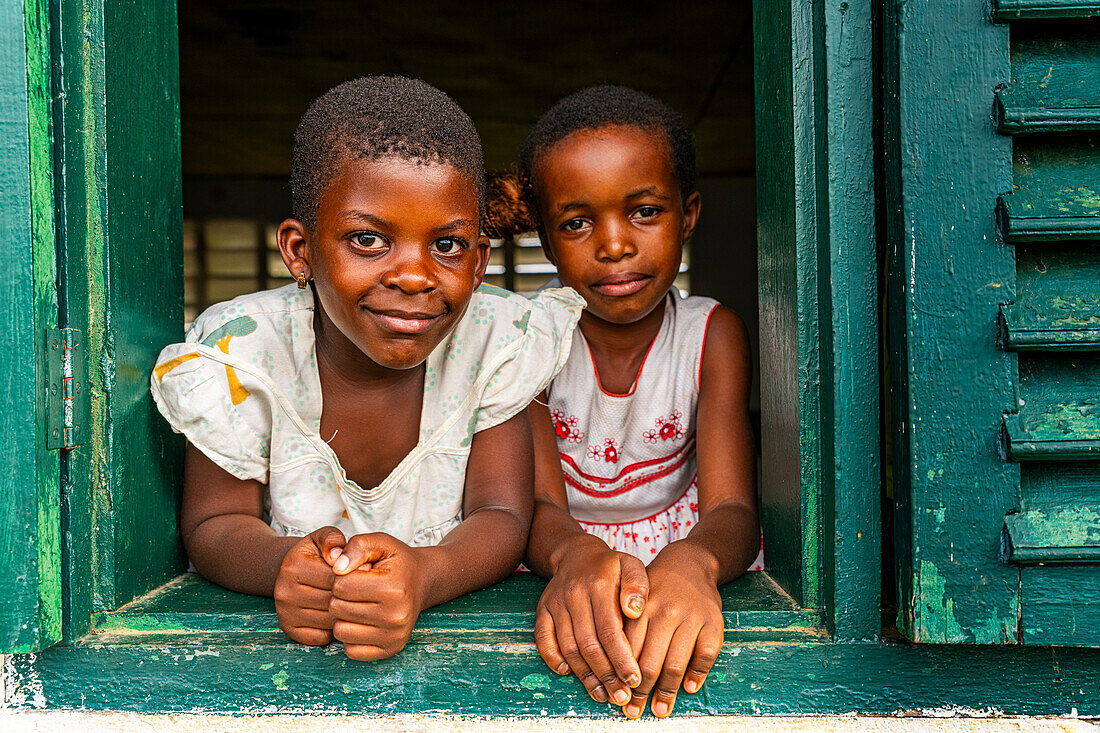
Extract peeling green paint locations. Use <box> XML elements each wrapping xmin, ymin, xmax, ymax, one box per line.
<box><xmin>272</xmin><ymin>670</ymin><xmax>289</xmax><ymax>691</ymax></box>
<box><xmin>519</xmin><ymin>674</ymin><xmax>549</xmax><ymax>691</ymax></box>
<box><xmin>913</xmin><ymin>561</ymin><xmax>964</xmax><ymax>644</ymax></box>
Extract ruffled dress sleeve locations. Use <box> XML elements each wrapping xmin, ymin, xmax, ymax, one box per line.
<box><xmin>149</xmin><ymin>312</ymin><xmax>275</xmax><ymax>483</ymax></box>
<box><xmin>471</xmin><ymin>285</ymin><xmax>585</xmax><ymax>434</ymax></box>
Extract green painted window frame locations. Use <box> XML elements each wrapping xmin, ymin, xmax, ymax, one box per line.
<box><xmin>3</xmin><ymin>0</ymin><xmax>910</xmax><ymax>712</ymax></box>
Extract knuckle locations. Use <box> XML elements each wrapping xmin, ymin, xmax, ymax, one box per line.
<box><xmin>640</xmin><ymin>661</ymin><xmax>663</xmax><ymax>680</ymax></box>
<box><xmin>663</xmin><ymin>661</ymin><xmax>688</xmax><ymax>678</ymax></box>
<box><xmin>578</xmin><ymin>639</ymin><xmax>606</xmax><ymax>659</ymax></box>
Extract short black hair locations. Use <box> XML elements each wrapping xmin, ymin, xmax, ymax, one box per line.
<box><xmin>520</xmin><ymin>85</ymin><xmax>696</xmax><ymax>201</ymax></box>
<box><xmin>292</xmin><ymin>75</ymin><xmax>485</xmax><ymax>229</ymax></box>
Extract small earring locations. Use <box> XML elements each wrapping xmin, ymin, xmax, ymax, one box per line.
<box><xmin>296</xmin><ymin>271</ymin><xmax>309</xmax><ymax>289</ymax></box>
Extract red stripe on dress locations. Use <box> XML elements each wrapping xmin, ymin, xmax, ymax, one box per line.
<box><xmin>559</xmin><ymin>433</ymin><xmax>695</xmax><ymax>484</ymax></box>
<box><xmin>564</xmin><ymin>448</ymin><xmax>695</xmax><ymax>498</ymax></box>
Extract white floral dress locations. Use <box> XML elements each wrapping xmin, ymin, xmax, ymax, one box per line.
<box><xmin>151</xmin><ymin>283</ymin><xmax>583</xmax><ymax>546</ymax></box>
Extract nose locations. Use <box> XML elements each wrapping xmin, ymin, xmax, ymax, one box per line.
<box><xmin>595</xmin><ymin>221</ymin><xmax>636</xmax><ymax>262</ymax></box>
<box><xmin>379</xmin><ymin>243</ymin><xmax>437</xmax><ymax>294</ymax></box>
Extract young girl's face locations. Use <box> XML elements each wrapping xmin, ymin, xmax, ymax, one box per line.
<box><xmin>282</xmin><ymin>156</ymin><xmax>489</xmax><ymax>371</ymax></box>
<box><xmin>533</xmin><ymin>125</ymin><xmax>700</xmax><ymax>326</ymax></box>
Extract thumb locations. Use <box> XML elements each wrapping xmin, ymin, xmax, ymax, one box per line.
<box><xmin>308</xmin><ymin>526</ymin><xmax>347</xmax><ymax>566</ymax></box>
<box><xmin>618</xmin><ymin>554</ymin><xmax>649</xmax><ymax>619</ymax></box>
<box><xmin>332</xmin><ymin>532</ymin><xmax>394</xmax><ymax>575</ymax></box>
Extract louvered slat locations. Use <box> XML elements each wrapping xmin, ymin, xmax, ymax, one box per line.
<box><xmin>993</xmin><ymin>0</ymin><xmax>1100</xmax><ymax>20</ymax></box>
<box><xmin>1002</xmin><ymin>508</ymin><xmax>1100</xmax><ymax>564</ymax></box>
<box><xmin>1001</xmin><ymin>302</ymin><xmax>1100</xmax><ymax>350</ymax></box>
<box><xmin>1004</xmin><ymin>403</ymin><xmax>1100</xmax><ymax>460</ymax></box>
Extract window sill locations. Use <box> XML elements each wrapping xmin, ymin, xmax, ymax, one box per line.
<box><xmin>86</xmin><ymin>571</ymin><xmax>826</xmax><ymax>646</ymax></box>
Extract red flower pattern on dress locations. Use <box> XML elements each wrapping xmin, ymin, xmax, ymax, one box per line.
<box><xmin>551</xmin><ymin>408</ymin><xmax>585</xmax><ymax>444</ymax></box>
<box><xmin>643</xmin><ymin>410</ymin><xmax>686</xmax><ymax>443</ymax></box>
<box><xmin>587</xmin><ymin>438</ymin><xmax>619</xmax><ymax>463</ymax></box>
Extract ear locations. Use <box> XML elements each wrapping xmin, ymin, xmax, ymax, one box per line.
<box><xmin>681</xmin><ymin>191</ymin><xmax>702</xmax><ymax>244</ymax></box>
<box><xmin>276</xmin><ymin>218</ymin><xmax>312</xmax><ymax>281</ymax></box>
<box><xmin>472</xmin><ymin>234</ymin><xmax>491</xmax><ymax>288</ymax></box>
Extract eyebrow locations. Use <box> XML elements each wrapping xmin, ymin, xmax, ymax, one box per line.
<box><xmin>554</xmin><ymin>188</ymin><xmax>672</xmax><ymax>214</ymax></box>
<box><xmin>337</xmin><ymin>211</ymin><xmax>391</xmax><ymax>228</ymax></box>
<box><xmin>625</xmin><ymin>187</ymin><xmax>672</xmax><ymax>201</ymax></box>
<box><xmin>434</xmin><ymin>218</ymin><xmax>478</xmax><ymax>233</ymax></box>
<box><xmin>336</xmin><ymin>212</ymin><xmax>477</xmax><ymax>233</ymax></box>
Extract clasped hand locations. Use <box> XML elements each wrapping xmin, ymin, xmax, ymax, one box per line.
<box><xmin>273</xmin><ymin>526</ymin><xmax>426</xmax><ymax>661</ymax></box>
<box><xmin>535</xmin><ymin>542</ymin><xmax>723</xmax><ymax>718</ymax></box>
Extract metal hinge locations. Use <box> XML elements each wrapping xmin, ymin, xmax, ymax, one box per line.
<box><xmin>47</xmin><ymin>328</ymin><xmax>85</xmax><ymax>450</ymax></box>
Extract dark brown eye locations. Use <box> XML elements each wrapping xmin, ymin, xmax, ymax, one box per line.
<box><xmin>432</xmin><ymin>238</ymin><xmax>465</xmax><ymax>255</ymax></box>
<box><xmin>352</xmin><ymin>232</ymin><xmax>386</xmax><ymax>250</ymax></box>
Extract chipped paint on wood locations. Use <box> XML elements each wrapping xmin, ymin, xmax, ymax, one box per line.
<box><xmin>1004</xmin><ymin>506</ymin><xmax>1100</xmax><ymax>563</ymax></box>
<box><xmin>5</xmin><ymin>640</ymin><xmax>1100</xmax><ymax>715</ymax></box>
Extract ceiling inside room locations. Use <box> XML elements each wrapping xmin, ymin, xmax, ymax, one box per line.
<box><xmin>177</xmin><ymin>1</ymin><xmax>755</xmax><ymax>178</ymax></box>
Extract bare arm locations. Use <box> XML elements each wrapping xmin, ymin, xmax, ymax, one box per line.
<box><xmin>181</xmin><ymin>444</ymin><xmax>301</xmax><ymax>596</ymax></box>
<box><xmin>183</xmin><ymin>444</ymin><xmax>343</xmax><ymax>646</ymax></box>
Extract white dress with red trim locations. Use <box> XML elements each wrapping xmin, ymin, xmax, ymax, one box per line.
<box><xmin>547</xmin><ymin>287</ymin><xmax>727</xmax><ymax>562</ymax></box>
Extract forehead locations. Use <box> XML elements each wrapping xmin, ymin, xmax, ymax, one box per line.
<box><xmin>317</xmin><ymin>155</ymin><xmax>479</xmax><ymax>220</ymax></box>
<box><xmin>535</xmin><ymin>125</ymin><xmax>676</xmax><ymax>201</ymax></box>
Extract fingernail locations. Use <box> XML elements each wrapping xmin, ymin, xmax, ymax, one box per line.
<box><xmin>592</xmin><ymin>685</ymin><xmax>607</xmax><ymax>702</ymax></box>
<box><xmin>611</xmin><ymin>689</ymin><xmax>629</xmax><ymax>705</ymax></box>
<box><xmin>625</xmin><ymin>673</ymin><xmax>641</xmax><ymax>688</ymax></box>
<box><xmin>555</xmin><ymin>662</ymin><xmax>569</xmax><ymax>675</ymax></box>
<box><xmin>628</xmin><ymin>596</ymin><xmax>644</xmax><ymax>614</ymax></box>
<box><xmin>329</xmin><ymin>548</ymin><xmax>342</xmax><ymax>562</ymax></box>
<box><xmin>684</xmin><ymin>679</ymin><xmax>699</xmax><ymax>693</ymax></box>
<box><xmin>333</xmin><ymin>555</ymin><xmax>350</xmax><ymax>573</ymax></box>
<box><xmin>653</xmin><ymin>701</ymin><xmax>669</xmax><ymax>717</ymax></box>
<box><xmin>624</xmin><ymin>704</ymin><xmax>641</xmax><ymax>718</ymax></box>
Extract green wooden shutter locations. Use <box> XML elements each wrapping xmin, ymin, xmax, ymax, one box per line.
<box><xmin>0</xmin><ymin>0</ymin><xmax>61</xmax><ymax>653</ymax></box>
<box><xmin>887</xmin><ymin>0</ymin><xmax>1100</xmax><ymax>646</ymax></box>
<box><xmin>993</xmin><ymin>2</ymin><xmax>1100</xmax><ymax>647</ymax></box>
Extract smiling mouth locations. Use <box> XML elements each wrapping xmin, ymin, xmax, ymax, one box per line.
<box><xmin>590</xmin><ymin>272</ymin><xmax>652</xmax><ymax>297</ymax></box>
<box><xmin>366</xmin><ymin>308</ymin><xmax>443</xmax><ymax>334</ymax></box>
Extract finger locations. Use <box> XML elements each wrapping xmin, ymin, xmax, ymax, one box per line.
<box><xmin>333</xmin><ymin>533</ymin><xmax>393</xmax><ymax>575</ymax></box>
<box><xmin>308</xmin><ymin>526</ymin><xmax>348</xmax><ymax>566</ymax></box>
<box><xmin>550</xmin><ymin>609</ymin><xmax>608</xmax><ymax>703</ymax></box>
<box><xmin>332</xmin><ymin>619</ymin><xmax>384</xmax><ymax>645</ymax></box>
<box><xmin>285</xmin><ymin>584</ymin><xmax>336</xmax><ymax>612</ymax></box>
<box><xmin>279</xmin><ymin>550</ymin><xmax>339</xmax><ymax>590</ymax></box>
<box><xmin>291</xmin><ymin>607</ymin><xmax>338</xmax><ymax>630</ymax></box>
<box><xmin>590</xmin><ymin>592</ymin><xmax>642</xmax><ymax>690</ymax></box>
<box><xmin>683</xmin><ymin>621</ymin><xmax>723</xmax><ymax>694</ymax></box>
<box><xmin>571</xmin><ymin>600</ymin><xmax>632</xmax><ymax>706</ymax></box>
<box><xmin>534</xmin><ymin>608</ymin><xmax>570</xmax><ymax>675</ymax></box>
<box><xmin>650</xmin><ymin>623</ymin><xmax>699</xmax><ymax>718</ymax></box>
<box><xmin>622</xmin><ymin>619</ymin><xmax>676</xmax><ymax>719</ymax></box>
<box><xmin>624</xmin><ymin>613</ymin><xmax>648</xmax><ymax>663</ymax></box>
<box><xmin>343</xmin><ymin>644</ymin><xmax>397</xmax><ymax>662</ymax></box>
<box><xmin>618</xmin><ymin>555</ymin><xmax>649</xmax><ymax>620</ymax></box>
<box><xmin>328</xmin><ymin>596</ymin><xmax>387</xmax><ymax>625</ymax></box>
<box><xmin>330</xmin><ymin>570</ymin><xmax>399</xmax><ymax>603</ymax></box>
<box><xmin>283</xmin><ymin>626</ymin><xmax>333</xmax><ymax>646</ymax></box>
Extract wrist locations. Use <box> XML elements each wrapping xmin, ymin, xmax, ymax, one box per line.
<box><xmin>652</xmin><ymin>539</ymin><xmax>720</xmax><ymax>586</ymax></box>
<box><xmin>407</xmin><ymin>544</ymin><xmax>446</xmax><ymax>610</ymax></box>
<box><xmin>549</xmin><ymin>533</ymin><xmax>609</xmax><ymax>576</ymax></box>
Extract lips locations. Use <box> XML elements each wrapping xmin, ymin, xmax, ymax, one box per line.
<box><xmin>590</xmin><ymin>272</ymin><xmax>652</xmax><ymax>297</ymax></box>
<box><xmin>365</xmin><ymin>307</ymin><xmax>443</xmax><ymax>334</ymax></box>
